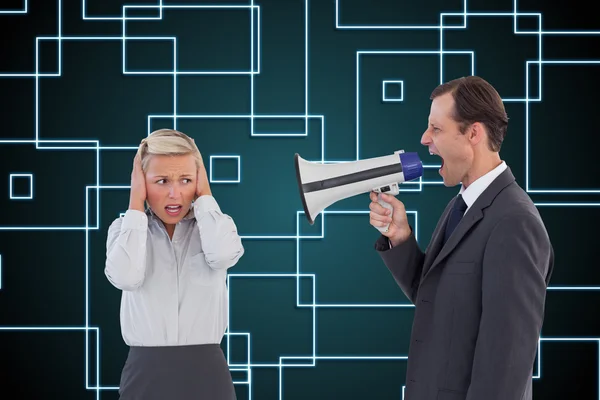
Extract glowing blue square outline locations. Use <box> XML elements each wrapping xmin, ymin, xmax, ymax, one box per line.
<box><xmin>83</xmin><ymin>0</ymin><xmax>162</xmax><ymax>20</ymax></box>
<box><xmin>9</xmin><ymin>173</ymin><xmax>33</xmax><ymax>200</ymax></box>
<box><xmin>122</xmin><ymin>36</ymin><xmax>176</xmax><ymax>74</ymax></box>
<box><xmin>335</xmin><ymin>0</ymin><xmax>466</xmax><ymax>29</ymax></box>
<box><xmin>356</xmin><ymin>50</ymin><xmax>474</xmax><ymax>160</ymax></box>
<box><xmin>210</xmin><ymin>155</ymin><xmax>241</xmax><ymax>184</ymax></box>
<box><xmin>440</xmin><ymin>13</ymin><xmax>467</xmax><ymax>29</ymax></box>
<box><xmin>226</xmin><ymin>273</ymin><xmax>317</xmax><ymax>368</ymax></box>
<box><xmin>230</xmin><ymin>368</ymin><xmax>250</xmax><ymax>385</ymax></box>
<box><xmin>148</xmin><ymin>113</ymin><xmax>324</xmax><ymax>139</ymax></box>
<box><xmin>382</xmin><ymin>80</ymin><xmax>404</xmax><ymax>102</ymax></box>
<box><xmin>526</xmin><ymin>60</ymin><xmax>600</xmax><ymax>194</ymax></box>
<box><xmin>33</xmin><ymin>36</ymin><xmax>174</xmax><ymax>144</ymax></box>
<box><xmin>224</xmin><ymin>331</ymin><xmax>251</xmax><ymax>376</ymax></box>
<box><xmin>0</xmin><ymin>23</ymin><xmax>62</xmax><ymax>79</ymax></box>
<box><xmin>122</xmin><ymin>4</ymin><xmax>260</xmax><ymax>75</ymax></box>
<box><xmin>297</xmin><ymin>209</ymin><xmax>324</xmax><ymax>239</ymax></box>
<box><xmin>296</xmin><ymin>209</ymin><xmax>418</xmax><ymax>307</ymax></box>
<box><xmin>439</xmin><ymin>12</ymin><xmax>542</xmax><ymax>103</ymax></box>
<box><xmin>35</xmin><ymin>37</ymin><xmax>61</xmax><ymax>77</ymax></box>
<box><xmin>278</xmin><ymin>355</ymin><xmax>409</xmax><ymax>388</ymax></box>
<box><xmin>0</xmin><ymin>0</ymin><xmax>27</xmax><ymax>14</ymax></box>
<box><xmin>0</xmin><ymin>326</ymin><xmax>102</xmax><ymax>392</ymax></box>
<box><xmin>515</xmin><ymin>14</ymin><xmax>541</xmax><ymax>34</ymax></box>
<box><xmin>122</xmin><ymin>5</ymin><xmax>161</xmax><ymax>20</ymax></box>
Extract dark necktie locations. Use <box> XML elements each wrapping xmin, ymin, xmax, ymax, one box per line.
<box><xmin>443</xmin><ymin>194</ymin><xmax>468</xmax><ymax>245</ymax></box>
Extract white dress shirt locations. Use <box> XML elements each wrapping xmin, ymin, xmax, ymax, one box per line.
<box><xmin>458</xmin><ymin>161</ymin><xmax>507</xmax><ymax>214</ymax></box>
<box><xmin>105</xmin><ymin>195</ymin><xmax>244</xmax><ymax>347</ymax></box>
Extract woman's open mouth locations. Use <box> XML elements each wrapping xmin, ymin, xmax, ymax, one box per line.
<box><xmin>165</xmin><ymin>205</ymin><xmax>182</xmax><ymax>216</ymax></box>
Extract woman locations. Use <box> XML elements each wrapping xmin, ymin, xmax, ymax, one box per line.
<box><xmin>105</xmin><ymin>128</ymin><xmax>244</xmax><ymax>399</ymax></box>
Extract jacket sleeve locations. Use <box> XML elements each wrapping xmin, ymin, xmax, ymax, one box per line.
<box><xmin>193</xmin><ymin>195</ymin><xmax>244</xmax><ymax>270</ymax></box>
<box><xmin>466</xmin><ymin>212</ymin><xmax>554</xmax><ymax>400</ymax></box>
<box><xmin>104</xmin><ymin>210</ymin><xmax>149</xmax><ymax>291</ymax></box>
<box><xmin>374</xmin><ymin>227</ymin><xmax>425</xmax><ymax>304</ymax></box>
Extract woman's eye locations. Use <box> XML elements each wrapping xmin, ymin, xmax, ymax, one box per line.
<box><xmin>157</xmin><ymin>179</ymin><xmax>165</xmax><ymax>184</ymax></box>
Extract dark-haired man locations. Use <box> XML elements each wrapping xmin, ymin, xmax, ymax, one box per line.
<box><xmin>370</xmin><ymin>76</ymin><xmax>554</xmax><ymax>400</ymax></box>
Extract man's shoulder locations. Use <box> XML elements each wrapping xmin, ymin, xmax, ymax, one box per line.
<box><xmin>488</xmin><ymin>177</ymin><xmax>526</xmax><ymax>204</ymax></box>
<box><xmin>487</xmin><ymin>181</ymin><xmax>545</xmax><ymax>226</ymax></box>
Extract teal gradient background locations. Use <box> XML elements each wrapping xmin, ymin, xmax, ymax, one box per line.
<box><xmin>1</xmin><ymin>0</ymin><xmax>599</xmax><ymax>398</ymax></box>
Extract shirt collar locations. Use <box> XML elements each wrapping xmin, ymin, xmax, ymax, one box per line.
<box><xmin>459</xmin><ymin>161</ymin><xmax>507</xmax><ymax>209</ymax></box>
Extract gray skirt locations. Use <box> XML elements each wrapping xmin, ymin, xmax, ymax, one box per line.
<box><xmin>118</xmin><ymin>344</ymin><xmax>236</xmax><ymax>400</ymax></box>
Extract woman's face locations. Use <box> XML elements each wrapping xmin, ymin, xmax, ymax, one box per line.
<box><xmin>144</xmin><ymin>154</ymin><xmax>197</xmax><ymax>225</ymax></box>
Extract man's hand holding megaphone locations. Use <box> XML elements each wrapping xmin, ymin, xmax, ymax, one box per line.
<box><xmin>369</xmin><ymin>192</ymin><xmax>412</xmax><ymax>247</ymax></box>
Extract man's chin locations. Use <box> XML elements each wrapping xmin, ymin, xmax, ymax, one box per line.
<box><xmin>440</xmin><ymin>175</ymin><xmax>460</xmax><ymax>188</ymax></box>
<box><xmin>439</xmin><ymin>167</ymin><xmax>461</xmax><ymax>188</ymax></box>
<box><xmin>439</xmin><ymin>167</ymin><xmax>450</xmax><ymax>186</ymax></box>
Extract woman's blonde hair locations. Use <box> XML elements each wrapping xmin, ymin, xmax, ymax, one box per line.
<box><xmin>138</xmin><ymin>129</ymin><xmax>202</xmax><ymax>172</ymax></box>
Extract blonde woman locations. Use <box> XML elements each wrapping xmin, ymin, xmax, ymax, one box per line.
<box><xmin>105</xmin><ymin>129</ymin><xmax>244</xmax><ymax>399</ymax></box>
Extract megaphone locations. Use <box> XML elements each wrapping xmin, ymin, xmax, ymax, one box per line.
<box><xmin>294</xmin><ymin>150</ymin><xmax>423</xmax><ymax>233</ymax></box>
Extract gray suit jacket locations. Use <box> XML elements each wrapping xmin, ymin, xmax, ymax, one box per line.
<box><xmin>375</xmin><ymin>167</ymin><xmax>554</xmax><ymax>400</ymax></box>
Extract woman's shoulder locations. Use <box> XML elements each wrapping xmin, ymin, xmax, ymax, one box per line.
<box><xmin>108</xmin><ymin>209</ymin><xmax>150</xmax><ymax>232</ymax></box>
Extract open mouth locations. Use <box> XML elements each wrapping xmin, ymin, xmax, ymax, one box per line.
<box><xmin>165</xmin><ymin>205</ymin><xmax>182</xmax><ymax>216</ymax></box>
<box><xmin>430</xmin><ymin>151</ymin><xmax>444</xmax><ymax>173</ymax></box>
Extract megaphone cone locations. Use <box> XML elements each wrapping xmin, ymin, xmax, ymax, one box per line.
<box><xmin>294</xmin><ymin>151</ymin><xmax>423</xmax><ymax>227</ymax></box>
<box><xmin>294</xmin><ymin>153</ymin><xmax>317</xmax><ymax>224</ymax></box>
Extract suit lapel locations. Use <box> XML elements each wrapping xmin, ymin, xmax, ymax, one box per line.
<box><xmin>421</xmin><ymin>167</ymin><xmax>517</xmax><ymax>282</ymax></box>
<box><xmin>428</xmin><ymin>207</ymin><xmax>484</xmax><ymax>273</ymax></box>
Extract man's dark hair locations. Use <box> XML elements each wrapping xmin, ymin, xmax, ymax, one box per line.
<box><xmin>430</xmin><ymin>76</ymin><xmax>508</xmax><ymax>152</ymax></box>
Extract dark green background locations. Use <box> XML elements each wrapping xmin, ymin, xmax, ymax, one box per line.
<box><xmin>1</xmin><ymin>0</ymin><xmax>599</xmax><ymax>398</ymax></box>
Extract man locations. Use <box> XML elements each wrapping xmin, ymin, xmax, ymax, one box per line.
<box><xmin>370</xmin><ymin>76</ymin><xmax>554</xmax><ymax>400</ymax></box>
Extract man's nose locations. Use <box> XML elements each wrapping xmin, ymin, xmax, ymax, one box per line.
<box><xmin>421</xmin><ymin>129</ymin><xmax>431</xmax><ymax>146</ymax></box>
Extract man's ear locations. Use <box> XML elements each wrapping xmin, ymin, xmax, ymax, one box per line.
<box><xmin>468</xmin><ymin>122</ymin><xmax>485</xmax><ymax>146</ymax></box>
